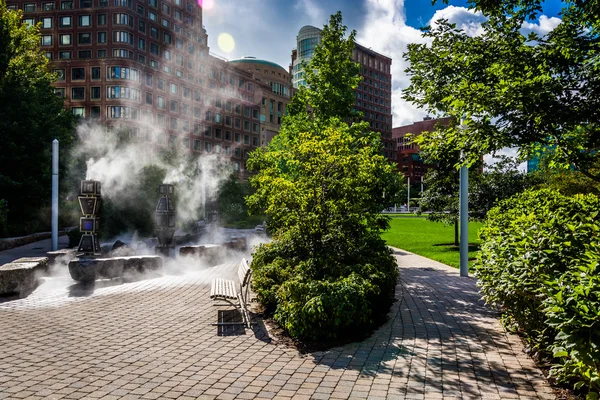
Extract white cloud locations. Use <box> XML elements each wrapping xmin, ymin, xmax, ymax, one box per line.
<box><xmin>429</xmin><ymin>5</ymin><xmax>487</xmax><ymax>36</ymax></box>
<box><xmin>357</xmin><ymin>0</ymin><xmax>430</xmax><ymax>127</ymax></box>
<box><xmin>521</xmin><ymin>15</ymin><xmax>562</xmax><ymax>36</ymax></box>
<box><xmin>294</xmin><ymin>0</ymin><xmax>326</xmax><ymax>27</ymax></box>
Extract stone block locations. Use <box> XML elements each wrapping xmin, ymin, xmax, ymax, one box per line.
<box><xmin>179</xmin><ymin>244</ymin><xmax>225</xmax><ymax>262</ymax></box>
<box><xmin>68</xmin><ymin>256</ymin><xmax>163</xmax><ymax>282</ymax></box>
<box><xmin>46</xmin><ymin>249</ymin><xmax>77</xmax><ymax>265</ymax></box>
<box><xmin>12</xmin><ymin>257</ymin><xmax>49</xmax><ymax>273</ymax></box>
<box><xmin>0</xmin><ymin>262</ymin><xmax>41</xmax><ymax>296</ymax></box>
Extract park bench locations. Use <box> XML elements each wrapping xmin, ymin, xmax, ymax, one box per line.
<box><xmin>210</xmin><ymin>258</ymin><xmax>252</xmax><ymax>327</ymax></box>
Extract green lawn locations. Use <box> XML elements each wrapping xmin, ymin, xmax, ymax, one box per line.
<box><xmin>381</xmin><ymin>216</ymin><xmax>483</xmax><ymax>269</ymax></box>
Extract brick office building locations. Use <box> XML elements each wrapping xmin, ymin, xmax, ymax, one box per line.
<box><xmin>7</xmin><ymin>0</ymin><xmax>264</xmax><ymax>173</ymax></box>
<box><xmin>290</xmin><ymin>25</ymin><xmax>395</xmax><ymax>162</ymax></box>
<box><xmin>393</xmin><ymin>117</ymin><xmax>450</xmax><ymax>180</ymax></box>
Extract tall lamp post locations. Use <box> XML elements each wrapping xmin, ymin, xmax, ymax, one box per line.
<box><xmin>459</xmin><ymin>118</ymin><xmax>469</xmax><ymax>277</ymax></box>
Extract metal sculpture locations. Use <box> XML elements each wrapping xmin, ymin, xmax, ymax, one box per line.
<box><xmin>155</xmin><ymin>184</ymin><xmax>176</xmax><ymax>255</ymax></box>
<box><xmin>77</xmin><ymin>180</ymin><xmax>101</xmax><ymax>255</ymax></box>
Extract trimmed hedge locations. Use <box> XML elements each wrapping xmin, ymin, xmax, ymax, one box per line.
<box><xmin>476</xmin><ymin>189</ymin><xmax>600</xmax><ymax>396</ymax></box>
<box><xmin>251</xmin><ymin>229</ymin><xmax>398</xmax><ymax>342</ymax></box>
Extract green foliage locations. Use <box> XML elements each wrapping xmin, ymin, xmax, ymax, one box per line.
<box><xmin>404</xmin><ymin>0</ymin><xmax>600</xmax><ymax>181</ymax></box>
<box><xmin>0</xmin><ymin>199</ymin><xmax>8</xmax><ymax>237</ymax></box>
<box><xmin>476</xmin><ymin>189</ymin><xmax>600</xmax><ymax>395</ymax></box>
<box><xmin>0</xmin><ymin>1</ymin><xmax>75</xmax><ymax>235</ymax></box>
<box><xmin>286</xmin><ymin>11</ymin><xmax>362</xmax><ymax>124</ymax></box>
<box><xmin>248</xmin><ymin>12</ymin><xmax>401</xmax><ymax>344</ymax></box>
<box><xmin>217</xmin><ymin>174</ymin><xmax>264</xmax><ymax>228</ymax></box>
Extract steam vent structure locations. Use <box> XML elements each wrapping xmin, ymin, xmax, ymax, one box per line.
<box><xmin>7</xmin><ymin>0</ymin><xmax>292</xmax><ymax>174</ymax></box>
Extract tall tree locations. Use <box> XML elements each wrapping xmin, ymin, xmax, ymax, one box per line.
<box><xmin>0</xmin><ymin>1</ymin><xmax>75</xmax><ymax>236</ymax></box>
<box><xmin>287</xmin><ymin>12</ymin><xmax>362</xmax><ymax>124</ymax></box>
<box><xmin>403</xmin><ymin>0</ymin><xmax>600</xmax><ymax>181</ymax></box>
<box><xmin>247</xmin><ymin>12</ymin><xmax>401</xmax><ymax>343</ymax></box>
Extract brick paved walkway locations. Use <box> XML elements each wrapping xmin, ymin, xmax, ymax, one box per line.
<box><xmin>0</xmin><ymin>248</ymin><xmax>556</xmax><ymax>399</ymax></box>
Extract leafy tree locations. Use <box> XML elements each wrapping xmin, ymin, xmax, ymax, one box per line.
<box><xmin>420</xmin><ymin>154</ymin><xmax>539</xmax><ymax>245</ymax></box>
<box><xmin>403</xmin><ymin>0</ymin><xmax>600</xmax><ymax>181</ymax></box>
<box><xmin>247</xmin><ymin>12</ymin><xmax>402</xmax><ymax>343</ymax></box>
<box><xmin>286</xmin><ymin>11</ymin><xmax>362</xmax><ymax>125</ymax></box>
<box><xmin>0</xmin><ymin>1</ymin><xmax>75</xmax><ymax>236</ymax></box>
<box><xmin>418</xmin><ymin>150</ymin><xmax>482</xmax><ymax>246</ymax></box>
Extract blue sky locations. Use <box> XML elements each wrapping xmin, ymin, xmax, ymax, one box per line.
<box><xmin>203</xmin><ymin>0</ymin><xmax>564</xmax><ymax>126</ymax></box>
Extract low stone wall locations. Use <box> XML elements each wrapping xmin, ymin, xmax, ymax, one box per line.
<box><xmin>0</xmin><ymin>232</ymin><xmax>65</xmax><ymax>252</ymax></box>
<box><xmin>68</xmin><ymin>255</ymin><xmax>163</xmax><ymax>283</ymax></box>
<box><xmin>179</xmin><ymin>238</ymin><xmax>247</xmax><ymax>264</ymax></box>
<box><xmin>0</xmin><ymin>257</ymin><xmax>48</xmax><ymax>296</ymax></box>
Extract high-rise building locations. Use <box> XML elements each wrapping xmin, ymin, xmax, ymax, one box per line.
<box><xmin>290</xmin><ymin>25</ymin><xmax>395</xmax><ymax>162</ymax></box>
<box><xmin>7</xmin><ymin>0</ymin><xmax>264</xmax><ymax>173</ymax></box>
<box><xmin>227</xmin><ymin>56</ymin><xmax>292</xmax><ymax>146</ymax></box>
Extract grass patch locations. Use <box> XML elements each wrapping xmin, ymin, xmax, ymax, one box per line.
<box><xmin>381</xmin><ymin>216</ymin><xmax>483</xmax><ymax>269</ymax></box>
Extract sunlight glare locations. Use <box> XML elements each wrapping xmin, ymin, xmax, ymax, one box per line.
<box><xmin>217</xmin><ymin>32</ymin><xmax>235</xmax><ymax>53</ymax></box>
<box><xmin>197</xmin><ymin>0</ymin><xmax>214</xmax><ymax>10</ymax></box>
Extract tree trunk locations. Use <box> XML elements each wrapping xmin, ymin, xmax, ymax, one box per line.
<box><xmin>454</xmin><ymin>220</ymin><xmax>459</xmax><ymax>247</ymax></box>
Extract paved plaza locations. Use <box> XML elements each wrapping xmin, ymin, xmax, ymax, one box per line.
<box><xmin>0</xmin><ymin>248</ymin><xmax>557</xmax><ymax>399</ymax></box>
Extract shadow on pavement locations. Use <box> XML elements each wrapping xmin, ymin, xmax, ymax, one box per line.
<box><xmin>305</xmin><ymin>265</ymin><xmax>537</xmax><ymax>397</ymax></box>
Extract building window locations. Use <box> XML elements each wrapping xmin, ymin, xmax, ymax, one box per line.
<box><xmin>45</xmin><ymin>52</ymin><xmax>53</xmax><ymax>59</ymax></box>
<box><xmin>161</xmin><ymin>18</ymin><xmax>170</xmax><ymax>28</ymax></box>
<box><xmin>90</xmin><ymin>106</ymin><xmax>100</xmax><ymax>118</ymax></box>
<box><xmin>138</xmin><ymin>20</ymin><xmax>146</xmax><ymax>33</ymax></box>
<box><xmin>145</xmin><ymin>73</ymin><xmax>153</xmax><ymax>86</ymax></box>
<box><xmin>163</xmin><ymin>32</ymin><xmax>171</xmax><ymax>44</ymax></box>
<box><xmin>97</xmin><ymin>49</ymin><xmax>107</xmax><ymax>57</ymax></box>
<box><xmin>150</xmin><ymin>26</ymin><xmax>158</xmax><ymax>39</ymax></box>
<box><xmin>204</xmin><ymin>126</ymin><xmax>212</xmax><ymax>137</ymax></box>
<box><xmin>78</xmin><ymin>15</ymin><xmax>91</xmax><ymax>27</ymax></box>
<box><xmin>41</xmin><ymin>17</ymin><xmax>53</xmax><ymax>28</ymax></box>
<box><xmin>72</xmin><ymin>107</ymin><xmax>85</xmax><ymax>117</ymax></box>
<box><xmin>148</xmin><ymin>11</ymin><xmax>157</xmax><ymax>21</ymax></box>
<box><xmin>215</xmin><ymin>113</ymin><xmax>221</xmax><ymax>123</ymax></box>
<box><xmin>205</xmin><ymin>111</ymin><xmax>211</xmax><ymax>121</ymax></box>
<box><xmin>71</xmin><ymin>87</ymin><xmax>85</xmax><ymax>100</ymax></box>
<box><xmin>146</xmin><ymin>92</ymin><xmax>152</xmax><ymax>104</ymax></box>
<box><xmin>42</xmin><ymin>2</ymin><xmax>55</xmax><ymax>10</ymax></box>
<box><xmin>59</xmin><ymin>16</ymin><xmax>72</xmax><ymax>27</ymax></box>
<box><xmin>170</xmin><ymin>100</ymin><xmax>178</xmax><ymax>112</ymax></box>
<box><xmin>23</xmin><ymin>3</ymin><xmax>36</xmax><ymax>11</ymax></box>
<box><xmin>78</xmin><ymin>32</ymin><xmax>91</xmax><ymax>44</ymax></box>
<box><xmin>41</xmin><ymin>35</ymin><xmax>52</xmax><ymax>46</ymax></box>
<box><xmin>59</xmin><ymin>34</ymin><xmax>71</xmax><ymax>45</ymax></box>
<box><xmin>80</xmin><ymin>0</ymin><xmax>92</xmax><ymax>7</ymax></box>
<box><xmin>157</xmin><ymin>96</ymin><xmax>165</xmax><ymax>109</ymax></box>
<box><xmin>150</xmin><ymin>43</ymin><xmax>159</xmax><ymax>55</ymax></box>
<box><xmin>54</xmin><ymin>88</ymin><xmax>65</xmax><ymax>97</ymax></box>
<box><xmin>169</xmin><ymin>83</ymin><xmax>178</xmax><ymax>94</ymax></box>
<box><xmin>91</xmin><ymin>87</ymin><xmax>100</xmax><ymax>99</ymax></box>
<box><xmin>60</xmin><ymin>0</ymin><xmax>73</xmax><ymax>8</ymax></box>
<box><xmin>170</xmin><ymin>117</ymin><xmax>178</xmax><ymax>130</ymax></box>
<box><xmin>97</xmin><ymin>31</ymin><xmax>107</xmax><ymax>43</ymax></box>
<box><xmin>204</xmin><ymin>142</ymin><xmax>211</xmax><ymax>152</ymax></box>
<box><xmin>72</xmin><ymin>67</ymin><xmax>85</xmax><ymax>80</ymax></box>
<box><xmin>90</xmin><ymin>67</ymin><xmax>100</xmax><ymax>80</ymax></box>
<box><xmin>97</xmin><ymin>13</ymin><xmax>107</xmax><ymax>25</ymax></box>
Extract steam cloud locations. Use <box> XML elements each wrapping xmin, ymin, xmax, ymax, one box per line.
<box><xmin>72</xmin><ymin>117</ymin><xmax>234</xmax><ymax>229</ymax></box>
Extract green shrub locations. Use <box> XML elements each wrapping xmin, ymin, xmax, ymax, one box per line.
<box><xmin>476</xmin><ymin>189</ymin><xmax>600</xmax><ymax>395</ymax></box>
<box><xmin>252</xmin><ymin>230</ymin><xmax>398</xmax><ymax>342</ymax></box>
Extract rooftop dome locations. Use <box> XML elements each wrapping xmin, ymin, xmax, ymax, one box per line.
<box><xmin>228</xmin><ymin>56</ymin><xmax>287</xmax><ymax>73</ymax></box>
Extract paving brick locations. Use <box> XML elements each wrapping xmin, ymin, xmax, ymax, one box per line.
<box><xmin>0</xmin><ymin>252</ymin><xmax>558</xmax><ymax>399</ymax></box>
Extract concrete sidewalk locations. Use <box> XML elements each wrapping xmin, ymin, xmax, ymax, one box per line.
<box><xmin>0</xmin><ymin>248</ymin><xmax>556</xmax><ymax>399</ymax></box>
<box><xmin>0</xmin><ymin>235</ymin><xmax>70</xmax><ymax>265</ymax></box>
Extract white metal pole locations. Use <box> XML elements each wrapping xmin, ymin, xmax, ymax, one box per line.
<box><xmin>407</xmin><ymin>177</ymin><xmax>410</xmax><ymax>213</ymax></box>
<box><xmin>459</xmin><ymin>160</ymin><xmax>469</xmax><ymax>277</ymax></box>
<box><xmin>201</xmin><ymin>169</ymin><xmax>206</xmax><ymax>220</ymax></box>
<box><xmin>51</xmin><ymin>139</ymin><xmax>59</xmax><ymax>251</ymax></box>
<box><xmin>421</xmin><ymin>175</ymin><xmax>424</xmax><ymax>196</ymax></box>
